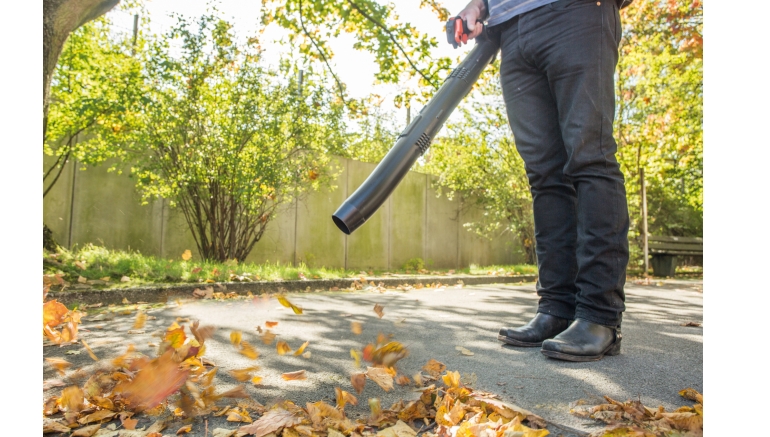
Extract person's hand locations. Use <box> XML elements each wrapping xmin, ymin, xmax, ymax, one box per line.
<box><xmin>456</xmin><ymin>0</ymin><xmax>488</xmax><ymax>44</ymax></box>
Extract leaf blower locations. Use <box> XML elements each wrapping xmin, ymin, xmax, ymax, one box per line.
<box><xmin>332</xmin><ymin>19</ymin><xmax>500</xmax><ymax>235</ymax></box>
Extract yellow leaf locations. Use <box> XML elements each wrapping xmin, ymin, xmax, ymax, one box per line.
<box><xmin>181</xmin><ymin>250</ymin><xmax>192</xmax><ymax>261</ymax></box>
<box><xmin>43</xmin><ymin>300</ymin><xmax>69</xmax><ymax>327</ymax></box>
<box><xmin>230</xmin><ymin>331</ymin><xmax>243</xmax><ymax>346</ymax></box>
<box><xmin>78</xmin><ymin>409</ymin><xmax>117</xmax><ymax>425</ymax></box>
<box><xmin>229</xmin><ymin>367</ymin><xmax>260</xmax><ymax>382</ymax></box>
<box><xmin>81</xmin><ymin>339</ymin><xmax>99</xmax><ymax>361</ymax></box>
<box><xmin>165</xmin><ymin>327</ymin><xmax>187</xmax><ymax>349</ymax></box>
<box><xmin>251</xmin><ymin>376</ymin><xmax>263</xmax><ymax>385</ymax></box>
<box><xmin>442</xmin><ymin>371</ymin><xmax>461</xmax><ymax>388</ymax></box>
<box><xmin>177</xmin><ymin>424</ymin><xmax>193</xmax><ymax>434</ymax></box>
<box><xmin>60</xmin><ymin>385</ymin><xmax>85</xmax><ymax>414</ymax></box>
<box><xmin>351</xmin><ymin>349</ymin><xmax>362</xmax><ymax>368</ymax></box>
<box><xmin>276</xmin><ymin>341</ymin><xmax>292</xmax><ymax>355</ymax></box>
<box><xmin>113</xmin><ymin>350</ymin><xmax>190</xmax><ymax>411</ymax></box>
<box><xmin>239</xmin><ymin>341</ymin><xmax>259</xmax><ymax>360</ymax></box>
<box><xmin>282</xmin><ymin>370</ymin><xmax>307</xmax><ymax>381</ymax></box>
<box><xmin>45</xmin><ymin>357</ymin><xmax>71</xmax><ymax>375</ymax></box>
<box><xmin>422</xmin><ymin>359</ymin><xmax>446</xmax><ymax>378</ymax></box>
<box><xmin>293</xmin><ymin>341</ymin><xmax>309</xmax><ymax>356</ymax></box>
<box><xmin>365</xmin><ymin>366</ymin><xmax>394</xmax><ymax>392</ymax></box>
<box><xmin>133</xmin><ymin>312</ymin><xmax>147</xmax><ymax>329</ymax></box>
<box><xmin>335</xmin><ymin>387</ymin><xmax>358</xmax><ymax>409</ymax></box>
<box><xmin>276</xmin><ymin>295</ymin><xmax>303</xmax><ymax>314</ymax></box>
<box><xmin>351</xmin><ymin>321</ymin><xmax>363</xmax><ymax>335</ymax></box>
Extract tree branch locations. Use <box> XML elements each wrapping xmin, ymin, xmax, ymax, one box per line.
<box><xmin>299</xmin><ymin>0</ymin><xmax>347</xmax><ymax>104</ymax></box>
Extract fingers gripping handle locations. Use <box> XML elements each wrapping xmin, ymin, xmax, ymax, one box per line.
<box><xmin>446</xmin><ymin>17</ymin><xmax>473</xmax><ymax>48</ymax></box>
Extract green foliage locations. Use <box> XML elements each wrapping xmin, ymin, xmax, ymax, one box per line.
<box><xmin>403</xmin><ymin>257</ymin><xmax>425</xmax><ymax>271</ymax></box>
<box><xmin>345</xmin><ymin>105</ymin><xmax>399</xmax><ymax>163</ymax></box>
<box><xmin>127</xmin><ymin>13</ymin><xmax>346</xmax><ymax>262</ymax></box>
<box><xmin>44</xmin><ymin>17</ymin><xmax>144</xmax><ymax>197</ymax></box>
<box><xmin>424</xmin><ymin>62</ymin><xmax>536</xmax><ymax>264</ymax></box>
<box><xmin>616</xmin><ymin>0</ymin><xmax>703</xmax><ymax>265</ymax></box>
<box><xmin>261</xmin><ymin>0</ymin><xmax>455</xmax><ymax>109</ymax></box>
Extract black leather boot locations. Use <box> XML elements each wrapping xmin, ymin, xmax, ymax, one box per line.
<box><xmin>497</xmin><ymin>313</ymin><xmax>572</xmax><ymax>347</ymax></box>
<box><xmin>541</xmin><ymin>319</ymin><xmax>621</xmax><ymax>362</ymax></box>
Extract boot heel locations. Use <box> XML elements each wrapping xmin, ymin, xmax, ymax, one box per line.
<box><xmin>605</xmin><ymin>333</ymin><xmax>622</xmax><ymax>356</ymax></box>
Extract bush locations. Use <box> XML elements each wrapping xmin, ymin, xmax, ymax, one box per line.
<box><xmin>403</xmin><ymin>258</ymin><xmax>425</xmax><ymax>271</ymax></box>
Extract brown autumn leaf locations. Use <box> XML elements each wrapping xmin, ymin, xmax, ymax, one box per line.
<box><xmin>293</xmin><ymin>341</ymin><xmax>309</xmax><ymax>356</ymax></box>
<box><xmin>282</xmin><ymin>370</ymin><xmax>307</xmax><ymax>381</ymax></box>
<box><xmin>43</xmin><ymin>418</ymin><xmax>71</xmax><ymax>434</ymax></box>
<box><xmin>71</xmin><ymin>424</ymin><xmax>101</xmax><ymax>437</ymax></box>
<box><xmin>193</xmin><ymin>286</ymin><xmax>214</xmax><ymax>299</ymax></box>
<box><xmin>78</xmin><ymin>276</ymin><xmax>88</xmax><ymax>284</ymax></box>
<box><xmin>351</xmin><ymin>321</ymin><xmax>363</xmax><ymax>335</ymax></box>
<box><xmin>422</xmin><ymin>359</ymin><xmax>446</xmax><ymax>378</ymax></box>
<box><xmin>133</xmin><ymin>312</ymin><xmax>147</xmax><ymax>330</ymax></box>
<box><xmin>227</xmin><ymin>408</ymin><xmax>253</xmax><ymax>423</ymax></box>
<box><xmin>678</xmin><ymin>388</ymin><xmax>703</xmax><ymax>404</ymax></box>
<box><xmin>397</xmin><ymin>400</ymin><xmax>429</xmax><ymax>423</ymax></box>
<box><xmin>373</xmin><ymin>304</ymin><xmax>385</xmax><ymax>319</ymax></box>
<box><xmin>121</xmin><ymin>415</ymin><xmax>139</xmax><ymax>430</ymax></box>
<box><xmin>229</xmin><ymin>367</ymin><xmax>261</xmax><ymax>382</ymax></box>
<box><xmin>60</xmin><ymin>385</ymin><xmax>86</xmax><ymax>416</ymax></box>
<box><xmin>177</xmin><ymin>424</ymin><xmax>193</xmax><ymax>434</ymax></box>
<box><xmin>181</xmin><ymin>250</ymin><xmax>192</xmax><ymax>261</ymax></box>
<box><xmin>365</xmin><ymin>367</ymin><xmax>394</xmax><ymax>392</ymax></box>
<box><xmin>276</xmin><ymin>295</ymin><xmax>303</xmax><ymax>315</ymax></box>
<box><xmin>190</xmin><ymin>320</ymin><xmax>216</xmax><ymax>345</ymax></box>
<box><xmin>395</xmin><ymin>375</ymin><xmax>411</xmax><ymax>386</ymax></box>
<box><xmin>238</xmin><ymin>408</ymin><xmax>303</xmax><ymax>437</ymax></box>
<box><xmin>276</xmin><ymin>341</ymin><xmax>292</xmax><ymax>355</ymax></box>
<box><xmin>230</xmin><ymin>331</ymin><xmax>243</xmax><ymax>346</ymax></box>
<box><xmin>43</xmin><ymin>300</ymin><xmax>69</xmax><ymax>327</ymax></box>
<box><xmin>260</xmin><ymin>330</ymin><xmax>276</xmax><ymax>345</ymax></box>
<box><xmin>81</xmin><ymin>339</ymin><xmax>99</xmax><ymax>361</ymax></box>
<box><xmin>351</xmin><ymin>373</ymin><xmax>366</xmax><ymax>394</ymax></box>
<box><xmin>239</xmin><ymin>341</ymin><xmax>260</xmax><ymax>360</ymax></box>
<box><xmin>113</xmin><ymin>350</ymin><xmax>190</xmax><ymax>411</ymax></box>
<box><xmin>265</xmin><ymin>321</ymin><xmax>279</xmax><ymax>328</ymax></box>
<box><xmin>335</xmin><ymin>387</ymin><xmax>358</xmax><ymax>409</ymax></box>
<box><xmin>45</xmin><ymin>357</ymin><xmax>72</xmax><ymax>375</ymax></box>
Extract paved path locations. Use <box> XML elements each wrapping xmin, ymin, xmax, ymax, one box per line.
<box><xmin>44</xmin><ymin>279</ymin><xmax>703</xmax><ymax>436</ymax></box>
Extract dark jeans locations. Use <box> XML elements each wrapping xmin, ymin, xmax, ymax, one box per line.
<box><xmin>496</xmin><ymin>0</ymin><xmax>629</xmax><ymax>327</ymax></box>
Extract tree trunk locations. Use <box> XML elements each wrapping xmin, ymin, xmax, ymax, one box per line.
<box><xmin>43</xmin><ymin>0</ymin><xmax>120</xmax><ymax>142</ymax></box>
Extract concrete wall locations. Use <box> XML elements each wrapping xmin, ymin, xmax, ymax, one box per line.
<box><xmin>43</xmin><ymin>156</ymin><xmax>525</xmax><ymax>268</ymax></box>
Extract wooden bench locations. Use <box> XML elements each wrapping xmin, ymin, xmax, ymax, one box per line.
<box><xmin>648</xmin><ymin>235</ymin><xmax>703</xmax><ymax>277</ymax></box>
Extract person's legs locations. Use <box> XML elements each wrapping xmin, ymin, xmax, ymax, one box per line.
<box><xmin>495</xmin><ymin>15</ymin><xmax>579</xmax><ymax>346</ymax></box>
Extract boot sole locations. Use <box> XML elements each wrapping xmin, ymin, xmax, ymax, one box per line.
<box><xmin>497</xmin><ymin>334</ymin><xmax>543</xmax><ymax>347</ymax></box>
<box><xmin>540</xmin><ymin>337</ymin><xmax>622</xmax><ymax>362</ymax></box>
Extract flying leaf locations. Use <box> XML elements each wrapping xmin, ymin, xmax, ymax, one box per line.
<box><xmin>230</xmin><ymin>331</ymin><xmax>243</xmax><ymax>346</ymax></box>
<box><xmin>276</xmin><ymin>295</ymin><xmax>303</xmax><ymax>315</ymax></box>
<box><xmin>373</xmin><ymin>304</ymin><xmax>385</xmax><ymax>318</ymax></box>
<box><xmin>43</xmin><ymin>300</ymin><xmax>69</xmax><ymax>327</ymax></box>
<box><xmin>237</xmin><ymin>408</ymin><xmax>303</xmax><ymax>437</ymax></box>
<box><xmin>265</xmin><ymin>321</ymin><xmax>278</xmax><ymax>328</ymax></box>
<box><xmin>282</xmin><ymin>370</ymin><xmax>307</xmax><ymax>381</ymax></box>
<box><xmin>219</xmin><ymin>385</ymin><xmax>250</xmax><ymax>399</ymax></box>
<box><xmin>442</xmin><ymin>371</ymin><xmax>461</xmax><ymax>388</ymax></box>
<box><xmin>133</xmin><ymin>312</ymin><xmax>147</xmax><ymax>330</ymax></box>
<box><xmin>422</xmin><ymin>359</ymin><xmax>446</xmax><ymax>378</ymax></box>
<box><xmin>190</xmin><ymin>320</ymin><xmax>216</xmax><ymax>345</ymax></box>
<box><xmin>81</xmin><ymin>339</ymin><xmax>99</xmax><ymax>361</ymax></box>
<box><xmin>60</xmin><ymin>385</ymin><xmax>86</xmax><ymax>414</ymax></box>
<box><xmin>365</xmin><ymin>367</ymin><xmax>394</xmax><ymax>392</ymax></box>
<box><xmin>45</xmin><ymin>357</ymin><xmax>71</xmax><ymax>375</ymax></box>
<box><xmin>395</xmin><ymin>375</ymin><xmax>411</xmax><ymax>386</ymax></box>
<box><xmin>351</xmin><ymin>373</ymin><xmax>366</xmax><ymax>394</ymax></box>
<box><xmin>229</xmin><ymin>367</ymin><xmax>260</xmax><ymax>382</ymax></box>
<box><xmin>181</xmin><ymin>250</ymin><xmax>192</xmax><ymax>261</ymax></box>
<box><xmin>276</xmin><ymin>341</ymin><xmax>291</xmax><ymax>355</ymax></box>
<box><xmin>351</xmin><ymin>349</ymin><xmax>362</xmax><ymax>368</ymax></box>
<box><xmin>293</xmin><ymin>341</ymin><xmax>309</xmax><ymax>356</ymax></box>
<box><xmin>239</xmin><ymin>341</ymin><xmax>260</xmax><ymax>360</ymax></box>
<box><xmin>335</xmin><ymin>387</ymin><xmax>358</xmax><ymax>409</ymax></box>
<box><xmin>260</xmin><ymin>330</ymin><xmax>276</xmax><ymax>345</ymax></box>
<box><xmin>351</xmin><ymin>321</ymin><xmax>363</xmax><ymax>335</ymax></box>
<box><xmin>113</xmin><ymin>350</ymin><xmax>190</xmax><ymax>411</ymax></box>
<box><xmin>165</xmin><ymin>327</ymin><xmax>187</xmax><ymax>349</ymax></box>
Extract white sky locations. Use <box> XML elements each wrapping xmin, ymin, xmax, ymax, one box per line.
<box><xmin>106</xmin><ymin>0</ymin><xmax>478</xmax><ymax>126</ymax></box>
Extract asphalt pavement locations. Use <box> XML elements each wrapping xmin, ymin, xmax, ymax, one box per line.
<box><xmin>43</xmin><ymin>279</ymin><xmax>703</xmax><ymax>437</ymax></box>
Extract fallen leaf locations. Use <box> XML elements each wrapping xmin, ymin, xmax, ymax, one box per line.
<box><xmin>229</xmin><ymin>367</ymin><xmax>261</xmax><ymax>382</ymax></box>
<box><xmin>61</xmin><ymin>385</ymin><xmax>86</xmax><ymax>415</ymax></box>
<box><xmin>75</xmin><ymin>261</ymin><xmax>87</xmax><ymax>270</ymax></box>
<box><xmin>212</xmin><ymin>429</ymin><xmax>236</xmax><ymax>437</ymax></box>
<box><xmin>45</xmin><ymin>357</ymin><xmax>72</xmax><ymax>375</ymax></box>
<box><xmin>265</xmin><ymin>321</ymin><xmax>278</xmax><ymax>328</ymax></box>
<box><xmin>78</xmin><ymin>276</ymin><xmax>88</xmax><ymax>284</ymax></box>
<box><xmin>373</xmin><ymin>304</ymin><xmax>385</xmax><ymax>318</ymax></box>
<box><xmin>127</xmin><ymin>330</ymin><xmax>146</xmax><ymax>335</ymax></box>
<box><xmin>376</xmin><ymin>420</ymin><xmax>417</xmax><ymax>437</ymax></box>
<box><xmin>422</xmin><ymin>359</ymin><xmax>446</xmax><ymax>378</ymax></box>
<box><xmin>122</xmin><ymin>297</ymin><xmax>131</xmax><ymax>304</ymax></box>
<box><xmin>282</xmin><ymin>370</ymin><xmax>307</xmax><ymax>381</ymax></box>
<box><xmin>72</xmin><ymin>424</ymin><xmax>101</xmax><ymax>437</ymax></box>
<box><xmin>237</xmin><ymin>408</ymin><xmax>303</xmax><ymax>436</ymax></box>
<box><xmin>78</xmin><ymin>410</ymin><xmax>117</xmax><ymax>425</ymax></box>
<box><xmin>193</xmin><ymin>286</ymin><xmax>214</xmax><ymax>299</ymax></box>
<box><xmin>442</xmin><ymin>371</ymin><xmax>460</xmax><ymax>388</ymax></box>
<box><xmin>120</xmin><ymin>415</ymin><xmax>138</xmax><ymax>430</ymax></box>
<box><xmin>351</xmin><ymin>373</ymin><xmax>366</xmax><ymax>394</ymax></box>
<box><xmin>177</xmin><ymin>424</ymin><xmax>192</xmax><ymax>434</ymax></box>
<box><xmin>251</xmin><ymin>376</ymin><xmax>263</xmax><ymax>385</ymax></box>
<box><xmin>276</xmin><ymin>341</ymin><xmax>291</xmax><ymax>355</ymax></box>
<box><xmin>678</xmin><ymin>388</ymin><xmax>703</xmax><ymax>404</ymax></box>
<box><xmin>369</xmin><ymin>398</ymin><xmax>382</xmax><ymax>418</ymax></box>
<box><xmin>181</xmin><ymin>250</ymin><xmax>192</xmax><ymax>261</ymax></box>
<box><xmin>365</xmin><ymin>367</ymin><xmax>394</xmax><ymax>392</ymax></box>
<box><xmin>302</xmin><ymin>351</ymin><xmax>312</xmax><ymax>359</ymax></box>
<box><xmin>351</xmin><ymin>321</ymin><xmax>363</xmax><ymax>335</ymax></box>
<box><xmin>455</xmin><ymin>346</ymin><xmax>474</xmax><ymax>356</ymax></box>
<box><xmin>121</xmin><ymin>276</ymin><xmax>130</xmax><ymax>282</ymax></box>
<box><xmin>293</xmin><ymin>341</ymin><xmax>309</xmax><ymax>356</ymax></box>
<box><xmin>227</xmin><ymin>408</ymin><xmax>253</xmax><ymax>423</ymax></box>
<box><xmin>395</xmin><ymin>375</ymin><xmax>411</xmax><ymax>386</ymax></box>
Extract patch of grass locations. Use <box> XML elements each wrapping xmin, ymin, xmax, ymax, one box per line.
<box><xmin>43</xmin><ymin>244</ymin><xmax>538</xmax><ymax>290</ymax></box>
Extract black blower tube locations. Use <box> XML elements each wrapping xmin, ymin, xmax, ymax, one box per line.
<box><xmin>332</xmin><ymin>26</ymin><xmax>500</xmax><ymax>235</ymax></box>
